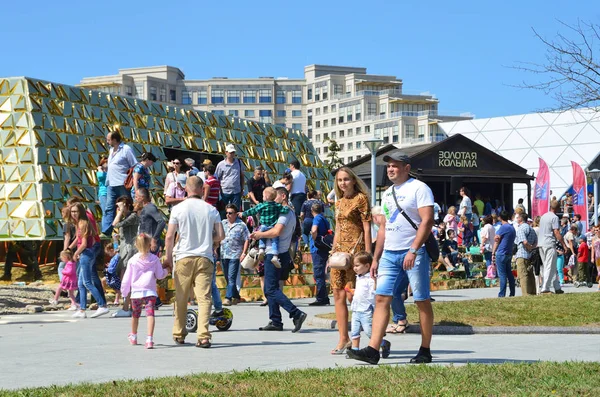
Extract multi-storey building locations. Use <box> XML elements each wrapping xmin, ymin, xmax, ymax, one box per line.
<box><xmin>79</xmin><ymin>64</ymin><xmax>470</xmax><ymax>164</ymax></box>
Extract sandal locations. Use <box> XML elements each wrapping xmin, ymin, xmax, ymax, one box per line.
<box><xmin>173</xmin><ymin>336</ymin><xmax>186</xmax><ymax>345</ymax></box>
<box><xmin>387</xmin><ymin>321</ymin><xmax>409</xmax><ymax>334</ymax></box>
<box><xmin>196</xmin><ymin>339</ymin><xmax>211</xmax><ymax>348</ymax></box>
<box><xmin>331</xmin><ymin>341</ymin><xmax>352</xmax><ymax>355</ymax></box>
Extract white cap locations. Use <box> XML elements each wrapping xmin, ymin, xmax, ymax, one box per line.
<box><xmin>225</xmin><ymin>144</ymin><xmax>236</xmax><ymax>153</ymax></box>
<box><xmin>272</xmin><ymin>181</ymin><xmax>285</xmax><ymax>189</ymax></box>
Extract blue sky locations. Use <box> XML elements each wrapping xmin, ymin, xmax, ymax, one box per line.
<box><xmin>0</xmin><ymin>0</ymin><xmax>597</xmax><ymax>118</ymax></box>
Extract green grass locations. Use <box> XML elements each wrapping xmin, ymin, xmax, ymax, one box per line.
<box><xmin>317</xmin><ymin>293</ymin><xmax>600</xmax><ymax>327</ymax></box>
<box><xmin>2</xmin><ymin>362</ymin><xmax>599</xmax><ymax>396</ymax></box>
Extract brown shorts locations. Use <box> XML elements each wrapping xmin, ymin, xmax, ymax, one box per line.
<box><xmin>330</xmin><ymin>267</ymin><xmax>356</xmax><ymax>290</ymax></box>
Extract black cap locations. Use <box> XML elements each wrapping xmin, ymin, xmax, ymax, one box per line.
<box><xmin>382</xmin><ymin>151</ymin><xmax>411</xmax><ymax>164</ymax></box>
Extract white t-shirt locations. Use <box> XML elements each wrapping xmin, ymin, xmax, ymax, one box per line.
<box><xmin>459</xmin><ymin>196</ymin><xmax>473</xmax><ymax>216</ymax></box>
<box><xmin>290</xmin><ymin>169</ymin><xmax>306</xmax><ymax>195</ymax></box>
<box><xmin>381</xmin><ymin>178</ymin><xmax>434</xmax><ymax>251</ymax></box>
<box><xmin>169</xmin><ymin>198</ymin><xmax>221</xmax><ymax>261</ymax></box>
<box><xmin>480</xmin><ymin>223</ymin><xmax>495</xmax><ymax>252</ymax></box>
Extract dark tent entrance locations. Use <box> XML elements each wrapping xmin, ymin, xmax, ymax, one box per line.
<box><xmin>348</xmin><ymin>134</ymin><xmax>534</xmax><ymax>212</ymax></box>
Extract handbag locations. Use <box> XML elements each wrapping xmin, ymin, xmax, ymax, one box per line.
<box><xmin>391</xmin><ymin>188</ymin><xmax>440</xmax><ymax>262</ymax></box>
<box><xmin>327</xmin><ymin>233</ymin><xmax>363</xmax><ymax>270</ymax></box>
<box><xmin>123</xmin><ymin>164</ymin><xmax>137</xmax><ymax>190</ymax></box>
<box><xmin>315</xmin><ymin>232</ymin><xmax>335</xmax><ymax>252</ymax></box>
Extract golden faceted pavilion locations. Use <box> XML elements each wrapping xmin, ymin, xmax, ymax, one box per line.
<box><xmin>0</xmin><ymin>77</ymin><xmax>330</xmax><ymax>241</ymax></box>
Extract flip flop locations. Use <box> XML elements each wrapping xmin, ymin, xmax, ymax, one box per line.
<box><xmin>385</xmin><ymin>324</ymin><xmax>400</xmax><ymax>334</ymax></box>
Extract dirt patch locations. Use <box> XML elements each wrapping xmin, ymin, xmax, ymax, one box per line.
<box><xmin>0</xmin><ymin>284</ymin><xmax>57</xmax><ymax>315</ymax></box>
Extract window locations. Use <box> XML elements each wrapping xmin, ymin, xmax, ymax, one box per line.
<box><xmin>160</xmin><ymin>88</ymin><xmax>166</xmax><ymax>102</ymax></box>
<box><xmin>276</xmin><ymin>110</ymin><xmax>286</xmax><ymax>117</ymax></box>
<box><xmin>323</xmin><ymin>119</ymin><xmax>328</xmax><ymax>127</ymax></box>
<box><xmin>244</xmin><ymin>110</ymin><xmax>255</xmax><ymax>117</ymax></box>
<box><xmin>338</xmin><ymin>115</ymin><xmax>344</xmax><ymax>124</ymax></box>
<box><xmin>348</xmin><ymin>128</ymin><xmax>353</xmax><ymax>137</ymax></box>
<box><xmin>276</xmin><ymin>123</ymin><xmax>286</xmax><ymax>127</ymax></box>
<box><xmin>259</xmin><ymin>89</ymin><xmax>272</xmax><ymax>103</ymax></box>
<box><xmin>331</xmin><ymin>104</ymin><xmax>336</xmax><ymax>112</ymax></box>
<box><xmin>211</xmin><ymin>89</ymin><xmax>224</xmax><ymax>104</ymax></box>
<box><xmin>324</xmin><ymin>106</ymin><xmax>328</xmax><ymax>114</ymax></box>
<box><xmin>182</xmin><ymin>90</ymin><xmax>192</xmax><ymax>105</ymax></box>
<box><xmin>316</xmin><ymin>121</ymin><xmax>321</xmax><ymax>128</ymax></box>
<box><xmin>355</xmin><ymin>104</ymin><xmax>362</xmax><ymax>121</ymax></box>
<box><xmin>380</xmin><ymin>103</ymin><xmax>387</xmax><ymax>115</ymax></box>
<box><xmin>228</xmin><ymin>110</ymin><xmax>239</xmax><ymax>117</ymax></box>
<box><xmin>347</xmin><ymin>114</ymin><xmax>353</xmax><ymax>122</ymax></box>
<box><xmin>198</xmin><ymin>91</ymin><xmax>207</xmax><ymax>104</ymax></box>
<box><xmin>348</xmin><ymin>142</ymin><xmax>353</xmax><ymax>150</ymax></box>
<box><xmin>365</xmin><ymin>126</ymin><xmax>370</xmax><ymax>133</ymax></box>
<box><xmin>315</xmin><ymin>88</ymin><xmax>320</xmax><ymax>101</ymax></box>
<box><xmin>135</xmin><ymin>83</ymin><xmax>144</xmax><ymax>99</ymax></box>
<box><xmin>331</xmin><ymin>131</ymin><xmax>336</xmax><ymax>139</ymax></box>
<box><xmin>227</xmin><ymin>90</ymin><xmax>240</xmax><ymax>104</ymax></box>
<box><xmin>125</xmin><ymin>86</ymin><xmax>133</xmax><ymax>96</ymax></box>
<box><xmin>331</xmin><ymin>118</ymin><xmax>336</xmax><ymax>126</ymax></box>
<box><xmin>292</xmin><ymin>90</ymin><xmax>301</xmax><ymax>103</ymax></box>
<box><xmin>346</xmin><ymin>84</ymin><xmax>352</xmax><ymax>94</ymax></box>
<box><xmin>322</xmin><ymin>86</ymin><xmax>328</xmax><ymax>100</ymax></box>
<box><xmin>383</xmin><ymin>136</ymin><xmax>390</xmax><ymax>144</ymax></box>
<box><xmin>334</xmin><ymin>84</ymin><xmax>343</xmax><ymax>95</ymax></box>
<box><xmin>259</xmin><ymin>110</ymin><xmax>272</xmax><ymax>117</ymax></box>
<box><xmin>323</xmin><ymin>146</ymin><xmax>328</xmax><ymax>153</ymax></box>
<box><xmin>212</xmin><ymin>110</ymin><xmax>225</xmax><ymax>115</ymax></box>
<box><xmin>392</xmin><ymin>135</ymin><xmax>399</xmax><ymax>143</ymax></box>
<box><xmin>317</xmin><ymin>148</ymin><xmax>321</xmax><ymax>154</ymax></box>
<box><xmin>292</xmin><ymin>110</ymin><xmax>302</xmax><ymax>117</ymax></box>
<box><xmin>418</xmin><ymin>125</ymin><xmax>426</xmax><ymax>137</ymax></box>
<box><xmin>276</xmin><ymin>90</ymin><xmax>286</xmax><ymax>104</ymax></box>
<box><xmin>368</xmin><ymin>103</ymin><xmax>377</xmax><ymax>115</ymax></box>
<box><xmin>355</xmin><ymin>112</ymin><xmax>361</xmax><ymax>121</ymax></box>
<box><xmin>307</xmin><ymin>88</ymin><xmax>313</xmax><ymax>100</ymax></box>
<box><xmin>324</xmin><ymin>132</ymin><xmax>328</xmax><ymax>140</ymax></box>
<box><xmin>292</xmin><ymin>123</ymin><xmax>302</xmax><ymax>130</ymax></box>
<box><xmin>405</xmin><ymin>124</ymin><xmax>415</xmax><ymax>138</ymax></box>
<box><xmin>149</xmin><ymin>86</ymin><xmax>157</xmax><ymax>101</ymax></box>
<box><xmin>243</xmin><ymin>90</ymin><xmax>256</xmax><ymax>103</ymax></box>
<box><xmin>348</xmin><ymin>156</ymin><xmax>353</xmax><ymax>162</ymax></box>
<box><xmin>356</xmin><ymin>141</ymin><xmax>361</xmax><ymax>149</ymax></box>
<box><xmin>315</xmin><ymin>108</ymin><xmax>321</xmax><ymax>116</ymax></box>
<box><xmin>316</xmin><ymin>134</ymin><xmax>321</xmax><ymax>142</ymax></box>
<box><xmin>339</xmin><ymin>130</ymin><xmax>344</xmax><ymax>138</ymax></box>
<box><xmin>170</xmin><ymin>89</ymin><xmax>176</xmax><ymax>102</ymax></box>
<box><xmin>339</xmin><ymin>144</ymin><xmax>344</xmax><ymax>150</ymax></box>
<box><xmin>308</xmin><ymin>115</ymin><xmax>312</xmax><ymax>126</ymax></box>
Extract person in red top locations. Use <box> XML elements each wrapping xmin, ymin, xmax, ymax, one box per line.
<box><xmin>575</xmin><ymin>236</ymin><xmax>590</xmax><ymax>288</ymax></box>
<box><xmin>203</xmin><ymin>164</ymin><xmax>221</xmax><ymax>208</ymax></box>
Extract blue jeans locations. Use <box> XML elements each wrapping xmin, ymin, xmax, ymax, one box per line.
<box><xmin>290</xmin><ymin>193</ymin><xmax>306</xmax><ymax>217</ymax></box>
<box><xmin>221</xmin><ymin>192</ymin><xmax>242</xmax><ymax>211</ymax></box>
<box><xmin>495</xmin><ymin>253</ymin><xmax>515</xmax><ymax>297</ymax></box>
<box><xmin>556</xmin><ymin>255</ymin><xmax>565</xmax><ymax>285</ymax></box>
<box><xmin>259</xmin><ymin>225</ymin><xmax>279</xmax><ymax>253</ymax></box>
<box><xmin>391</xmin><ymin>272</ymin><xmax>408</xmax><ymax>323</ymax></box>
<box><xmin>77</xmin><ymin>243</ymin><xmax>106</xmax><ymax>309</ymax></box>
<box><xmin>211</xmin><ymin>260</ymin><xmax>223</xmax><ymax>311</ymax></box>
<box><xmin>310</xmin><ymin>250</ymin><xmax>330</xmax><ymax>304</ymax></box>
<box><xmin>351</xmin><ymin>310</ymin><xmax>373</xmax><ymax>340</ymax></box>
<box><xmin>265</xmin><ymin>252</ymin><xmax>301</xmax><ymax>327</ymax></box>
<box><xmin>484</xmin><ymin>251</ymin><xmax>492</xmax><ymax>268</ymax></box>
<box><xmin>102</xmin><ymin>185</ymin><xmax>129</xmax><ymax>235</ymax></box>
<box><xmin>99</xmin><ymin>195</ymin><xmax>107</xmax><ymax>216</ymax></box>
<box><xmin>221</xmin><ymin>258</ymin><xmax>241</xmax><ymax>300</ymax></box>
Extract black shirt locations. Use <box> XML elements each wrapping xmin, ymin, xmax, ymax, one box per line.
<box><xmin>442</xmin><ymin>239</ymin><xmax>458</xmax><ymax>256</ymax></box>
<box><xmin>247</xmin><ymin>177</ymin><xmax>269</xmax><ymax>203</ymax></box>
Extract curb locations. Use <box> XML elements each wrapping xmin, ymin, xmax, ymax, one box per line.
<box><xmin>307</xmin><ymin>316</ymin><xmax>600</xmax><ymax>334</ymax></box>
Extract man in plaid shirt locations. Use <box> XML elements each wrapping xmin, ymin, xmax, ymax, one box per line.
<box><xmin>241</xmin><ymin>187</ymin><xmax>290</xmax><ymax>268</ymax></box>
<box><xmin>515</xmin><ymin>212</ymin><xmax>538</xmax><ymax>296</ymax></box>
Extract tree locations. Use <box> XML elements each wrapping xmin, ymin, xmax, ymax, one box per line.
<box><xmin>514</xmin><ymin>20</ymin><xmax>600</xmax><ymax>111</ymax></box>
<box><xmin>323</xmin><ymin>139</ymin><xmax>344</xmax><ymax>172</ymax></box>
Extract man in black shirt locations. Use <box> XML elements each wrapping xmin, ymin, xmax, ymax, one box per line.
<box><xmin>247</xmin><ymin>166</ymin><xmax>271</xmax><ymax>206</ymax></box>
<box><xmin>135</xmin><ymin>187</ymin><xmax>166</xmax><ymax>254</ymax></box>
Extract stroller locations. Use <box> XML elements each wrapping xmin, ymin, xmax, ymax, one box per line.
<box><xmin>186</xmin><ymin>307</ymin><xmax>233</xmax><ymax>333</ymax></box>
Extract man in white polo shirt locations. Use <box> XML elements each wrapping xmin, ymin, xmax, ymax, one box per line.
<box><xmin>288</xmin><ymin>159</ymin><xmax>307</xmax><ymax>217</ymax></box>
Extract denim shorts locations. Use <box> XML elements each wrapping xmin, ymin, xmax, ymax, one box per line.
<box><xmin>350</xmin><ymin>310</ymin><xmax>372</xmax><ymax>340</ymax></box>
<box><xmin>376</xmin><ymin>247</ymin><xmax>431</xmax><ymax>301</ymax></box>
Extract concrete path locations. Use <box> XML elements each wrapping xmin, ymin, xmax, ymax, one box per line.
<box><xmin>0</xmin><ymin>285</ymin><xmax>599</xmax><ymax>390</ymax></box>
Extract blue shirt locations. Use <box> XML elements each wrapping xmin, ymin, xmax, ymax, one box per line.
<box><xmin>220</xmin><ymin>218</ymin><xmax>250</xmax><ymax>259</ymax></box>
<box><xmin>496</xmin><ymin>223</ymin><xmax>516</xmax><ymax>255</ymax></box>
<box><xmin>132</xmin><ymin>163</ymin><xmax>151</xmax><ymax>193</ymax></box>
<box><xmin>106</xmin><ymin>143</ymin><xmax>137</xmax><ymax>186</ymax></box>
<box><xmin>97</xmin><ymin>171</ymin><xmax>107</xmax><ymax>197</ymax></box>
<box><xmin>309</xmin><ymin>213</ymin><xmax>330</xmax><ymax>254</ymax></box>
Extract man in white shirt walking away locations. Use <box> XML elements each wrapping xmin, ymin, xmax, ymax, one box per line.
<box><xmin>538</xmin><ymin>200</ymin><xmax>567</xmax><ymax>294</ymax></box>
<box><xmin>288</xmin><ymin>159</ymin><xmax>307</xmax><ymax>217</ymax></box>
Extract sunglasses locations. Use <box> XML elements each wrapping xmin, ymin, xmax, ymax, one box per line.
<box><xmin>226</xmin><ymin>212</ymin><xmax>236</xmax><ymax>215</ymax></box>
<box><xmin>173</xmin><ymin>162</ymin><xmax>181</xmax><ymax>165</ymax></box>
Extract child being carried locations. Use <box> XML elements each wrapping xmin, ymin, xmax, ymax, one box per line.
<box><xmin>240</xmin><ymin>187</ymin><xmax>290</xmax><ymax>268</ymax></box>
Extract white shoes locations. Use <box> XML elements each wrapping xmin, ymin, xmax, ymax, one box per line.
<box><xmin>72</xmin><ymin>310</ymin><xmax>86</xmax><ymax>319</ymax></box>
<box><xmin>271</xmin><ymin>255</ymin><xmax>281</xmax><ymax>268</ymax></box>
<box><xmin>90</xmin><ymin>306</ymin><xmax>110</xmax><ymax>318</ymax></box>
<box><xmin>67</xmin><ymin>304</ymin><xmax>79</xmax><ymax>311</ymax></box>
<box><xmin>111</xmin><ymin>309</ymin><xmax>132</xmax><ymax>318</ymax></box>
<box><xmin>48</xmin><ymin>299</ymin><xmax>58</xmax><ymax>306</ymax></box>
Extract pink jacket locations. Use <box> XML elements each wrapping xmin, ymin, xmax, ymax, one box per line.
<box><xmin>120</xmin><ymin>253</ymin><xmax>168</xmax><ymax>297</ymax></box>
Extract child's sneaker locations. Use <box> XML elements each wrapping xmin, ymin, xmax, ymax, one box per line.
<box><xmin>271</xmin><ymin>256</ymin><xmax>281</xmax><ymax>268</ymax></box>
<box><xmin>67</xmin><ymin>304</ymin><xmax>79</xmax><ymax>311</ymax></box>
<box><xmin>380</xmin><ymin>339</ymin><xmax>391</xmax><ymax>358</ymax></box>
<box><xmin>128</xmin><ymin>333</ymin><xmax>138</xmax><ymax>345</ymax></box>
<box><xmin>48</xmin><ymin>299</ymin><xmax>58</xmax><ymax>306</ymax></box>
<box><xmin>145</xmin><ymin>337</ymin><xmax>154</xmax><ymax>349</ymax></box>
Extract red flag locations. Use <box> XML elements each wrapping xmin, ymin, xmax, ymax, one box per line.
<box><xmin>532</xmin><ymin>158</ymin><xmax>550</xmax><ymax>218</ymax></box>
<box><xmin>571</xmin><ymin>161</ymin><xmax>589</xmax><ymax>232</ymax></box>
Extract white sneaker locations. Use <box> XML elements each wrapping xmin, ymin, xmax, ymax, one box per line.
<box><xmin>111</xmin><ymin>309</ymin><xmax>132</xmax><ymax>318</ymax></box>
<box><xmin>72</xmin><ymin>310</ymin><xmax>86</xmax><ymax>319</ymax></box>
<box><xmin>48</xmin><ymin>299</ymin><xmax>58</xmax><ymax>306</ymax></box>
<box><xmin>67</xmin><ymin>305</ymin><xmax>79</xmax><ymax>311</ymax></box>
<box><xmin>271</xmin><ymin>256</ymin><xmax>281</xmax><ymax>268</ymax></box>
<box><xmin>90</xmin><ymin>306</ymin><xmax>110</xmax><ymax>318</ymax></box>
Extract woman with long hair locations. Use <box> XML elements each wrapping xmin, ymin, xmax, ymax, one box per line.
<box><xmin>71</xmin><ymin>203</ymin><xmax>109</xmax><ymax>318</ymax></box>
<box><xmin>330</xmin><ymin>167</ymin><xmax>372</xmax><ymax>354</ymax></box>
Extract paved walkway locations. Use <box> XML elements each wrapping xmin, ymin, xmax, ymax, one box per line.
<box><xmin>0</xmin><ymin>285</ymin><xmax>599</xmax><ymax>390</ymax></box>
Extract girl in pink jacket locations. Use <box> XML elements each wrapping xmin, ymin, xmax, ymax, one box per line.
<box><xmin>121</xmin><ymin>233</ymin><xmax>170</xmax><ymax>349</ymax></box>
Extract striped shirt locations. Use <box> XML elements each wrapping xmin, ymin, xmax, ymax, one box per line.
<box><xmin>205</xmin><ymin>176</ymin><xmax>221</xmax><ymax>207</ymax></box>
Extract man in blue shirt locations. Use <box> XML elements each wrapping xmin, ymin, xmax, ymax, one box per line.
<box><xmin>492</xmin><ymin>210</ymin><xmax>516</xmax><ymax>297</ymax></box>
<box><xmin>308</xmin><ymin>203</ymin><xmax>331</xmax><ymax>306</ymax></box>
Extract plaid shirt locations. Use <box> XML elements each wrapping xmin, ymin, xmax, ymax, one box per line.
<box><xmin>516</xmin><ymin>223</ymin><xmax>537</xmax><ymax>259</ymax></box>
<box><xmin>243</xmin><ymin>201</ymin><xmax>289</xmax><ymax>226</ymax></box>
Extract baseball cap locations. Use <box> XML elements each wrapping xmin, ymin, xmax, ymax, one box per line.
<box><xmin>225</xmin><ymin>144</ymin><xmax>236</xmax><ymax>153</ymax></box>
<box><xmin>382</xmin><ymin>151</ymin><xmax>411</xmax><ymax>164</ymax></box>
<box><xmin>272</xmin><ymin>181</ymin><xmax>286</xmax><ymax>189</ymax></box>
<box><xmin>202</xmin><ymin>159</ymin><xmax>212</xmax><ymax>166</ymax></box>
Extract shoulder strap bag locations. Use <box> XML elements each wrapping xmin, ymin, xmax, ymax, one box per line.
<box><xmin>327</xmin><ymin>232</ymin><xmax>363</xmax><ymax>270</ymax></box>
<box><xmin>391</xmin><ymin>187</ymin><xmax>440</xmax><ymax>262</ymax></box>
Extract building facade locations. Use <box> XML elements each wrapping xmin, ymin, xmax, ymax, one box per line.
<box><xmin>79</xmin><ymin>64</ymin><xmax>471</xmax><ymax>165</ymax></box>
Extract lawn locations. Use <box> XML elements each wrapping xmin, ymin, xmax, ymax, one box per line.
<box><xmin>2</xmin><ymin>362</ymin><xmax>599</xmax><ymax>396</ymax></box>
<box><xmin>317</xmin><ymin>293</ymin><xmax>600</xmax><ymax>327</ymax></box>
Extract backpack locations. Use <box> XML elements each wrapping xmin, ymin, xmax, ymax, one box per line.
<box><xmin>315</xmin><ymin>231</ymin><xmax>335</xmax><ymax>252</ymax></box>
